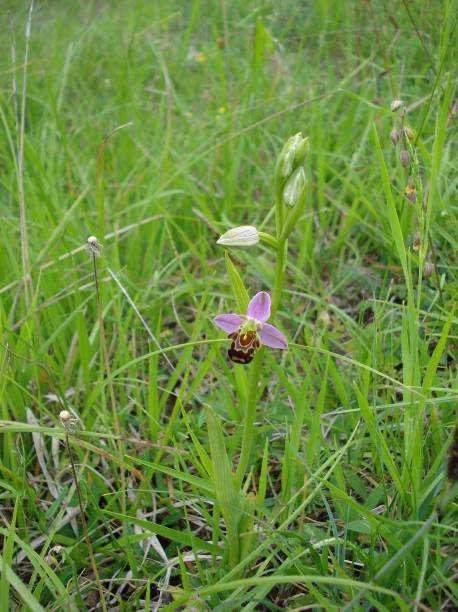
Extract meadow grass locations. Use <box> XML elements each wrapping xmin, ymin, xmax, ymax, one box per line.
<box><xmin>0</xmin><ymin>1</ymin><xmax>457</xmax><ymax>609</ymax></box>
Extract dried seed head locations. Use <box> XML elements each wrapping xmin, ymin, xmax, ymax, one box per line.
<box><xmin>87</xmin><ymin>235</ymin><xmax>102</xmax><ymax>256</ymax></box>
<box><xmin>413</xmin><ymin>231</ymin><xmax>421</xmax><ymax>252</ymax></box>
<box><xmin>390</xmin><ymin>99</ymin><xmax>404</xmax><ymax>112</ymax></box>
<box><xmin>400</xmin><ymin>150</ymin><xmax>410</xmax><ymax>167</ymax></box>
<box><xmin>424</xmin><ymin>262</ymin><xmax>435</xmax><ymax>278</ymax></box>
<box><xmin>390</xmin><ymin>129</ymin><xmax>400</xmax><ymax>146</ymax></box>
<box><xmin>59</xmin><ymin>410</ymin><xmax>78</xmax><ymax>433</ymax></box>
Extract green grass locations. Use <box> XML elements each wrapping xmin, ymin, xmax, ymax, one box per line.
<box><xmin>0</xmin><ymin>0</ymin><xmax>457</xmax><ymax>609</ymax></box>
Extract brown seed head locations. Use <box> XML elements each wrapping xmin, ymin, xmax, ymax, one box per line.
<box><xmin>403</xmin><ymin>126</ymin><xmax>414</xmax><ymax>141</ymax></box>
<box><xmin>400</xmin><ymin>150</ymin><xmax>410</xmax><ymax>167</ymax></box>
<box><xmin>87</xmin><ymin>235</ymin><xmax>102</xmax><ymax>256</ymax></box>
<box><xmin>424</xmin><ymin>262</ymin><xmax>435</xmax><ymax>278</ymax></box>
<box><xmin>390</xmin><ymin>99</ymin><xmax>404</xmax><ymax>112</ymax></box>
<box><xmin>390</xmin><ymin>129</ymin><xmax>400</xmax><ymax>146</ymax></box>
<box><xmin>405</xmin><ymin>183</ymin><xmax>416</xmax><ymax>202</ymax></box>
<box><xmin>59</xmin><ymin>410</ymin><xmax>78</xmax><ymax>433</ymax></box>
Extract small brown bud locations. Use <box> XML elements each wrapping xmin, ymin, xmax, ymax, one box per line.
<box><xmin>412</xmin><ymin>231</ymin><xmax>421</xmax><ymax>252</ymax></box>
<box><xmin>390</xmin><ymin>99</ymin><xmax>404</xmax><ymax>112</ymax></box>
<box><xmin>405</xmin><ymin>183</ymin><xmax>416</xmax><ymax>202</ymax></box>
<box><xmin>403</xmin><ymin>126</ymin><xmax>414</xmax><ymax>141</ymax></box>
<box><xmin>400</xmin><ymin>150</ymin><xmax>410</xmax><ymax>167</ymax></box>
<box><xmin>390</xmin><ymin>129</ymin><xmax>400</xmax><ymax>146</ymax></box>
<box><xmin>424</xmin><ymin>262</ymin><xmax>435</xmax><ymax>277</ymax></box>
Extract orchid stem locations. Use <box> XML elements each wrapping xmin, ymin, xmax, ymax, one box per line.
<box><xmin>271</xmin><ymin>239</ymin><xmax>286</xmax><ymax>317</ymax></box>
<box><xmin>236</xmin><ymin>236</ymin><xmax>287</xmax><ymax>486</ymax></box>
<box><xmin>235</xmin><ymin>348</ymin><xmax>263</xmax><ymax>487</ymax></box>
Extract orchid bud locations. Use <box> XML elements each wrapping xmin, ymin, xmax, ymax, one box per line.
<box><xmin>283</xmin><ymin>166</ymin><xmax>306</xmax><ymax>206</ymax></box>
<box><xmin>413</xmin><ymin>231</ymin><xmax>421</xmax><ymax>252</ymax></box>
<box><xmin>400</xmin><ymin>150</ymin><xmax>410</xmax><ymax>167</ymax></box>
<box><xmin>391</xmin><ymin>99</ymin><xmax>404</xmax><ymax>112</ymax></box>
<box><xmin>294</xmin><ymin>136</ymin><xmax>310</xmax><ymax>168</ymax></box>
<box><xmin>391</xmin><ymin>129</ymin><xmax>400</xmax><ymax>146</ymax></box>
<box><xmin>216</xmin><ymin>225</ymin><xmax>260</xmax><ymax>247</ymax></box>
<box><xmin>276</xmin><ymin>132</ymin><xmax>309</xmax><ymax>180</ymax></box>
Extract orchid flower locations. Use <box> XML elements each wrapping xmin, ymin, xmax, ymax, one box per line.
<box><xmin>213</xmin><ymin>291</ymin><xmax>287</xmax><ymax>364</ymax></box>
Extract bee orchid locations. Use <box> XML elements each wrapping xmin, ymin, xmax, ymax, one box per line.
<box><xmin>213</xmin><ymin>291</ymin><xmax>287</xmax><ymax>364</ymax></box>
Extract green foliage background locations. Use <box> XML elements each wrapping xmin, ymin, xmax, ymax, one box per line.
<box><xmin>0</xmin><ymin>1</ymin><xmax>456</xmax><ymax>609</ymax></box>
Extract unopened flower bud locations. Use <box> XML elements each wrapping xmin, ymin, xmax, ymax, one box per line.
<box><xmin>391</xmin><ymin>99</ymin><xmax>404</xmax><ymax>112</ymax></box>
<box><xmin>87</xmin><ymin>235</ymin><xmax>102</xmax><ymax>256</ymax></box>
<box><xmin>390</xmin><ymin>129</ymin><xmax>400</xmax><ymax>146</ymax></box>
<box><xmin>400</xmin><ymin>150</ymin><xmax>410</xmax><ymax>167</ymax></box>
<box><xmin>294</xmin><ymin>136</ymin><xmax>310</xmax><ymax>167</ymax></box>
<box><xmin>276</xmin><ymin>132</ymin><xmax>309</xmax><ymax>179</ymax></box>
<box><xmin>283</xmin><ymin>166</ymin><xmax>306</xmax><ymax>206</ymax></box>
<box><xmin>216</xmin><ymin>225</ymin><xmax>260</xmax><ymax>247</ymax></box>
<box><xmin>424</xmin><ymin>262</ymin><xmax>435</xmax><ymax>277</ymax></box>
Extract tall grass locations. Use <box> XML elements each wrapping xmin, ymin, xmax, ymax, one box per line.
<box><xmin>0</xmin><ymin>1</ymin><xmax>456</xmax><ymax>609</ymax></box>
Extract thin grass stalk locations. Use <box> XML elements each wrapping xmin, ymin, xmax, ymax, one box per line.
<box><xmin>16</xmin><ymin>0</ymin><xmax>34</xmax><ymax>308</ymax></box>
<box><xmin>63</xmin><ymin>430</ymin><xmax>107</xmax><ymax>611</ymax></box>
<box><xmin>91</xmin><ymin>250</ymin><xmax>127</xmax><ymax>516</ymax></box>
<box><xmin>95</xmin><ymin>122</ymin><xmax>131</xmax><ymax>239</ymax></box>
